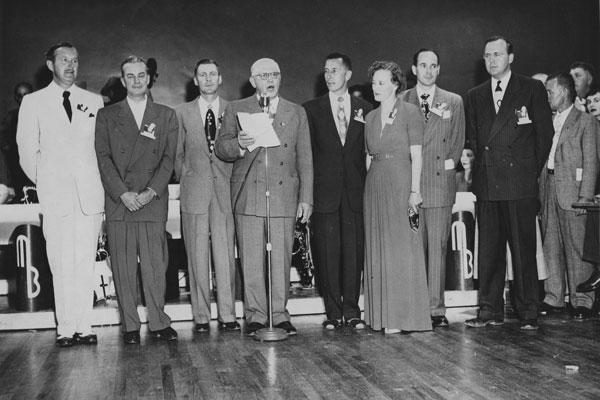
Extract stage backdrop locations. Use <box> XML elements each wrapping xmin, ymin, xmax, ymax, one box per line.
<box><xmin>1</xmin><ymin>0</ymin><xmax>599</xmax><ymax>114</ymax></box>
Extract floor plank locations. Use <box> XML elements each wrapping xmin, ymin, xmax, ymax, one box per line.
<box><xmin>0</xmin><ymin>314</ymin><xmax>598</xmax><ymax>399</ymax></box>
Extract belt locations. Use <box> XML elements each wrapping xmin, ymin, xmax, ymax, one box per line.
<box><xmin>372</xmin><ymin>153</ymin><xmax>396</xmax><ymax>161</ymax></box>
<box><xmin>547</xmin><ymin>168</ymin><xmax>555</xmax><ymax>175</ymax></box>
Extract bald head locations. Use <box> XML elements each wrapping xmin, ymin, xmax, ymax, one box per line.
<box><xmin>249</xmin><ymin>58</ymin><xmax>281</xmax><ymax>99</ymax></box>
<box><xmin>532</xmin><ymin>73</ymin><xmax>548</xmax><ymax>84</ymax></box>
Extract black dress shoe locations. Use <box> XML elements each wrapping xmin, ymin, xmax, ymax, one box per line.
<box><xmin>275</xmin><ymin>321</ymin><xmax>297</xmax><ymax>336</ymax></box>
<box><xmin>432</xmin><ymin>316</ymin><xmax>449</xmax><ymax>328</ymax></box>
<box><xmin>74</xmin><ymin>333</ymin><xmax>98</xmax><ymax>345</ymax></box>
<box><xmin>573</xmin><ymin>307</ymin><xmax>592</xmax><ymax>321</ymax></box>
<box><xmin>194</xmin><ymin>323</ymin><xmax>210</xmax><ymax>332</ymax></box>
<box><xmin>218</xmin><ymin>321</ymin><xmax>241</xmax><ymax>331</ymax></box>
<box><xmin>56</xmin><ymin>336</ymin><xmax>76</xmax><ymax>347</ymax></box>
<box><xmin>520</xmin><ymin>319</ymin><xmax>539</xmax><ymax>330</ymax></box>
<box><xmin>150</xmin><ymin>326</ymin><xmax>178</xmax><ymax>341</ymax></box>
<box><xmin>539</xmin><ymin>302</ymin><xmax>566</xmax><ymax>315</ymax></box>
<box><xmin>245</xmin><ymin>322</ymin><xmax>265</xmax><ymax>336</ymax></box>
<box><xmin>123</xmin><ymin>331</ymin><xmax>141</xmax><ymax>344</ymax></box>
<box><xmin>576</xmin><ymin>270</ymin><xmax>600</xmax><ymax>292</ymax></box>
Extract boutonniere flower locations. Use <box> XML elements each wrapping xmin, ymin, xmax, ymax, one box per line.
<box><xmin>434</xmin><ymin>102</ymin><xmax>448</xmax><ymax>112</ymax></box>
<box><xmin>77</xmin><ymin>103</ymin><xmax>95</xmax><ymax>118</ymax></box>
<box><xmin>353</xmin><ymin>108</ymin><xmax>365</xmax><ymax>123</ymax></box>
<box><xmin>389</xmin><ymin>108</ymin><xmax>398</xmax><ymax>121</ymax></box>
<box><xmin>141</xmin><ymin>122</ymin><xmax>157</xmax><ymax>139</ymax></box>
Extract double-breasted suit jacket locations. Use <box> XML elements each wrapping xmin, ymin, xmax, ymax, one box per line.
<box><xmin>303</xmin><ymin>93</ymin><xmax>372</xmax><ymax>322</ymax></box>
<box><xmin>174</xmin><ymin>97</ymin><xmax>238</xmax><ymax>324</ymax></box>
<box><xmin>215</xmin><ymin>95</ymin><xmax>313</xmax><ymax>325</ymax></box>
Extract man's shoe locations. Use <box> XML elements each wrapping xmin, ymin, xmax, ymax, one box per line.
<box><xmin>245</xmin><ymin>322</ymin><xmax>265</xmax><ymax>336</ymax></box>
<box><xmin>218</xmin><ymin>321</ymin><xmax>241</xmax><ymax>331</ymax></box>
<box><xmin>74</xmin><ymin>333</ymin><xmax>98</xmax><ymax>345</ymax></box>
<box><xmin>520</xmin><ymin>319</ymin><xmax>539</xmax><ymax>330</ymax></box>
<box><xmin>573</xmin><ymin>306</ymin><xmax>592</xmax><ymax>321</ymax></box>
<box><xmin>150</xmin><ymin>326</ymin><xmax>178</xmax><ymax>341</ymax></box>
<box><xmin>345</xmin><ymin>318</ymin><xmax>367</xmax><ymax>330</ymax></box>
<box><xmin>123</xmin><ymin>331</ymin><xmax>140</xmax><ymax>344</ymax></box>
<box><xmin>432</xmin><ymin>316</ymin><xmax>449</xmax><ymax>328</ymax></box>
<box><xmin>322</xmin><ymin>319</ymin><xmax>342</xmax><ymax>330</ymax></box>
<box><xmin>275</xmin><ymin>321</ymin><xmax>298</xmax><ymax>336</ymax></box>
<box><xmin>193</xmin><ymin>323</ymin><xmax>210</xmax><ymax>333</ymax></box>
<box><xmin>539</xmin><ymin>302</ymin><xmax>566</xmax><ymax>315</ymax></box>
<box><xmin>576</xmin><ymin>270</ymin><xmax>600</xmax><ymax>292</ymax></box>
<box><xmin>56</xmin><ymin>336</ymin><xmax>76</xmax><ymax>347</ymax></box>
<box><xmin>464</xmin><ymin>317</ymin><xmax>504</xmax><ymax>328</ymax></box>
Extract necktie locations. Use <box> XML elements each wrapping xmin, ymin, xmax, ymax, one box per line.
<box><xmin>420</xmin><ymin>93</ymin><xmax>430</xmax><ymax>121</ymax></box>
<box><xmin>205</xmin><ymin>107</ymin><xmax>216</xmax><ymax>153</ymax></box>
<box><xmin>495</xmin><ymin>81</ymin><xmax>502</xmax><ymax>92</ymax></box>
<box><xmin>337</xmin><ymin>97</ymin><xmax>347</xmax><ymax>145</ymax></box>
<box><xmin>494</xmin><ymin>81</ymin><xmax>502</xmax><ymax>112</ymax></box>
<box><xmin>63</xmin><ymin>91</ymin><xmax>72</xmax><ymax>122</ymax></box>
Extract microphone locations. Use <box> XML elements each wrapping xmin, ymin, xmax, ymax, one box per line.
<box><xmin>259</xmin><ymin>94</ymin><xmax>270</xmax><ymax>114</ymax></box>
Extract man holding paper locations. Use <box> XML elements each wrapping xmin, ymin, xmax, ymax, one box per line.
<box><xmin>215</xmin><ymin>58</ymin><xmax>313</xmax><ymax>337</ymax></box>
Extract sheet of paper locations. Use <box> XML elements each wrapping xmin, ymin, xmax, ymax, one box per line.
<box><xmin>237</xmin><ymin>112</ymin><xmax>281</xmax><ymax>152</ymax></box>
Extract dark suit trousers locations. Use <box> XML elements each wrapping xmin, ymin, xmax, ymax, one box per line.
<box><xmin>107</xmin><ymin>220</ymin><xmax>172</xmax><ymax>332</ymax></box>
<box><xmin>235</xmin><ymin>214</ymin><xmax>294</xmax><ymax>325</ymax></box>
<box><xmin>311</xmin><ymin>188</ymin><xmax>364</xmax><ymax>321</ymax></box>
<box><xmin>476</xmin><ymin>198</ymin><xmax>539</xmax><ymax>320</ymax></box>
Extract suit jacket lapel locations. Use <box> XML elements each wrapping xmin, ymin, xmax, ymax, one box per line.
<box><xmin>345</xmin><ymin>96</ymin><xmax>363</xmax><ymax>149</ymax></box>
<box><xmin>188</xmin><ymin>99</ymin><xmax>210</xmax><ymax>157</ymax></box>
<box><xmin>129</xmin><ymin>99</ymin><xmax>158</xmax><ymax>166</ymax></box>
<box><xmin>319</xmin><ymin>95</ymin><xmax>340</xmax><ymax>147</ymax></box>
<box><xmin>558</xmin><ymin>107</ymin><xmax>579</xmax><ymax>148</ymax></box>
<box><xmin>489</xmin><ymin>74</ymin><xmax>520</xmax><ymax>142</ymax></box>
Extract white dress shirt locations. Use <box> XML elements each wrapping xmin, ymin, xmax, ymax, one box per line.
<box><xmin>547</xmin><ymin>104</ymin><xmax>573</xmax><ymax>170</ymax></box>
<box><xmin>491</xmin><ymin>70</ymin><xmax>511</xmax><ymax>113</ymax></box>
<box><xmin>126</xmin><ymin>95</ymin><xmax>148</xmax><ymax>129</ymax></box>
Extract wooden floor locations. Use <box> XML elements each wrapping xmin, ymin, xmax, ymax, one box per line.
<box><xmin>0</xmin><ymin>313</ymin><xmax>599</xmax><ymax>400</ymax></box>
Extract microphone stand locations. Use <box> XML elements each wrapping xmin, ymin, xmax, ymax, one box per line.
<box><xmin>255</xmin><ymin>94</ymin><xmax>288</xmax><ymax>342</ymax></box>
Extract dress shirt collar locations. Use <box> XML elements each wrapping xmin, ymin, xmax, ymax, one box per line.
<box><xmin>416</xmin><ymin>84</ymin><xmax>436</xmax><ymax>105</ymax></box>
<box><xmin>198</xmin><ymin>96</ymin><xmax>220</xmax><ymax>120</ymax></box>
<box><xmin>554</xmin><ymin>104</ymin><xmax>573</xmax><ymax>127</ymax></box>
<box><xmin>126</xmin><ymin>95</ymin><xmax>148</xmax><ymax>129</ymax></box>
<box><xmin>255</xmin><ymin>94</ymin><xmax>279</xmax><ymax>114</ymax></box>
<box><xmin>491</xmin><ymin>70</ymin><xmax>512</xmax><ymax>93</ymax></box>
<box><xmin>49</xmin><ymin>80</ymin><xmax>75</xmax><ymax>97</ymax></box>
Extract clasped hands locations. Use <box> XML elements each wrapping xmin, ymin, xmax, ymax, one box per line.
<box><xmin>120</xmin><ymin>189</ymin><xmax>155</xmax><ymax>212</ymax></box>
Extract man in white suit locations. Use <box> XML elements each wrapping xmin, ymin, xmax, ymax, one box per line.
<box><xmin>174</xmin><ymin>59</ymin><xmax>239</xmax><ymax>333</ymax></box>
<box><xmin>17</xmin><ymin>42</ymin><xmax>104</xmax><ymax>347</ymax></box>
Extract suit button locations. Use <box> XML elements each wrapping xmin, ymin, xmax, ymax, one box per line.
<box><xmin>443</xmin><ymin>139</ymin><xmax>446</xmax><ymax>142</ymax></box>
<box><xmin>437</xmin><ymin>172</ymin><xmax>440</xmax><ymax>176</ymax></box>
<box><xmin>284</xmin><ymin>144</ymin><xmax>288</xmax><ymax>148</ymax></box>
<box><xmin>279</xmin><ymin>181</ymin><xmax>283</xmax><ymax>185</ymax></box>
<box><xmin>485</xmin><ymin>146</ymin><xmax>490</xmax><ymax>150</ymax></box>
<box><xmin>120</xmin><ymin>149</ymin><xmax>125</xmax><ymax>153</ymax></box>
<box><xmin>148</xmin><ymin>169</ymin><xmax>152</xmax><ymax>174</ymax></box>
<box><xmin>280</xmin><ymin>162</ymin><xmax>283</xmax><ymax>166</ymax></box>
<box><xmin>436</xmin><ymin>156</ymin><xmax>440</xmax><ymax>159</ymax></box>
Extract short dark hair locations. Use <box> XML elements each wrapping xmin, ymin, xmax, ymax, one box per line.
<box><xmin>120</xmin><ymin>56</ymin><xmax>148</xmax><ymax>77</ymax></box>
<box><xmin>194</xmin><ymin>59</ymin><xmax>220</xmax><ymax>75</ymax></box>
<box><xmin>547</xmin><ymin>72</ymin><xmax>577</xmax><ymax>104</ymax></box>
<box><xmin>569</xmin><ymin>61</ymin><xmax>595</xmax><ymax>77</ymax></box>
<box><xmin>368</xmin><ymin>61</ymin><xmax>406</xmax><ymax>94</ymax></box>
<box><xmin>484</xmin><ymin>36</ymin><xmax>513</xmax><ymax>54</ymax></box>
<box><xmin>326</xmin><ymin>52</ymin><xmax>352</xmax><ymax>71</ymax></box>
<box><xmin>585</xmin><ymin>83</ymin><xmax>600</xmax><ymax>98</ymax></box>
<box><xmin>45</xmin><ymin>42</ymin><xmax>76</xmax><ymax>62</ymax></box>
<box><xmin>412</xmin><ymin>49</ymin><xmax>440</xmax><ymax>66</ymax></box>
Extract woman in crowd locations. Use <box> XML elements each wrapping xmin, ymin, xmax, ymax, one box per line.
<box><xmin>363</xmin><ymin>61</ymin><xmax>431</xmax><ymax>333</ymax></box>
<box><xmin>455</xmin><ymin>146</ymin><xmax>475</xmax><ymax>192</ymax></box>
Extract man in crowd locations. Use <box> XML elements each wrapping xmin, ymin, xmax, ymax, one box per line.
<box><xmin>215</xmin><ymin>58</ymin><xmax>313</xmax><ymax>336</ymax></box>
<box><xmin>95</xmin><ymin>56</ymin><xmax>178</xmax><ymax>344</ymax></box>
<box><xmin>465</xmin><ymin>36</ymin><xmax>553</xmax><ymax>330</ymax></box>
<box><xmin>303</xmin><ymin>52</ymin><xmax>372</xmax><ymax>330</ymax></box>
<box><xmin>17</xmin><ymin>42</ymin><xmax>104</xmax><ymax>346</ymax></box>
<box><xmin>539</xmin><ymin>73</ymin><xmax>598</xmax><ymax>321</ymax></box>
<box><xmin>401</xmin><ymin>48</ymin><xmax>465</xmax><ymax>328</ymax></box>
<box><xmin>174</xmin><ymin>59</ymin><xmax>239</xmax><ymax>333</ymax></box>
<box><xmin>569</xmin><ymin>62</ymin><xmax>594</xmax><ymax>112</ymax></box>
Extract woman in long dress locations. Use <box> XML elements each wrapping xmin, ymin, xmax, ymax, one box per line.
<box><xmin>363</xmin><ymin>61</ymin><xmax>431</xmax><ymax>333</ymax></box>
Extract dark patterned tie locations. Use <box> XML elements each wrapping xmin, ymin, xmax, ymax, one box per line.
<box><xmin>63</xmin><ymin>91</ymin><xmax>72</xmax><ymax>122</ymax></box>
<box><xmin>420</xmin><ymin>93</ymin><xmax>430</xmax><ymax>121</ymax></box>
<box><xmin>205</xmin><ymin>107</ymin><xmax>216</xmax><ymax>153</ymax></box>
<box><xmin>337</xmin><ymin>97</ymin><xmax>347</xmax><ymax>145</ymax></box>
<box><xmin>495</xmin><ymin>81</ymin><xmax>503</xmax><ymax>112</ymax></box>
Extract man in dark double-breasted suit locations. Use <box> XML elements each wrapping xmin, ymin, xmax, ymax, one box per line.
<box><xmin>215</xmin><ymin>58</ymin><xmax>313</xmax><ymax>337</ymax></box>
<box><xmin>174</xmin><ymin>59</ymin><xmax>239</xmax><ymax>333</ymax></box>
<box><xmin>465</xmin><ymin>36</ymin><xmax>553</xmax><ymax>330</ymax></box>
<box><xmin>303</xmin><ymin>52</ymin><xmax>372</xmax><ymax>330</ymax></box>
<box><xmin>95</xmin><ymin>56</ymin><xmax>179</xmax><ymax>344</ymax></box>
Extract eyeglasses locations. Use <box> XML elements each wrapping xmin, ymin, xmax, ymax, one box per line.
<box><xmin>253</xmin><ymin>72</ymin><xmax>281</xmax><ymax>80</ymax></box>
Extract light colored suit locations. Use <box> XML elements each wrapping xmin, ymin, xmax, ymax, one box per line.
<box><xmin>402</xmin><ymin>87</ymin><xmax>465</xmax><ymax>317</ymax></box>
<box><xmin>215</xmin><ymin>95</ymin><xmax>313</xmax><ymax>325</ymax></box>
<box><xmin>174</xmin><ymin>97</ymin><xmax>237</xmax><ymax>324</ymax></box>
<box><xmin>540</xmin><ymin>107</ymin><xmax>598</xmax><ymax>309</ymax></box>
<box><xmin>95</xmin><ymin>98</ymin><xmax>178</xmax><ymax>332</ymax></box>
<box><xmin>17</xmin><ymin>80</ymin><xmax>104</xmax><ymax>337</ymax></box>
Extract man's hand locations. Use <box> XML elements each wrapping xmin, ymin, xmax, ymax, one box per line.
<box><xmin>296</xmin><ymin>202</ymin><xmax>313</xmax><ymax>224</ymax></box>
<box><xmin>237</xmin><ymin>130</ymin><xmax>255</xmax><ymax>150</ymax></box>
<box><xmin>136</xmin><ymin>188</ymin><xmax>156</xmax><ymax>206</ymax></box>
<box><xmin>575</xmin><ymin>196</ymin><xmax>590</xmax><ymax>216</ymax></box>
<box><xmin>120</xmin><ymin>191</ymin><xmax>142</xmax><ymax>212</ymax></box>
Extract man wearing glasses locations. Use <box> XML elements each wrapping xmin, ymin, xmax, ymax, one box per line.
<box><xmin>215</xmin><ymin>58</ymin><xmax>313</xmax><ymax>336</ymax></box>
<box><xmin>465</xmin><ymin>36</ymin><xmax>553</xmax><ymax>331</ymax></box>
